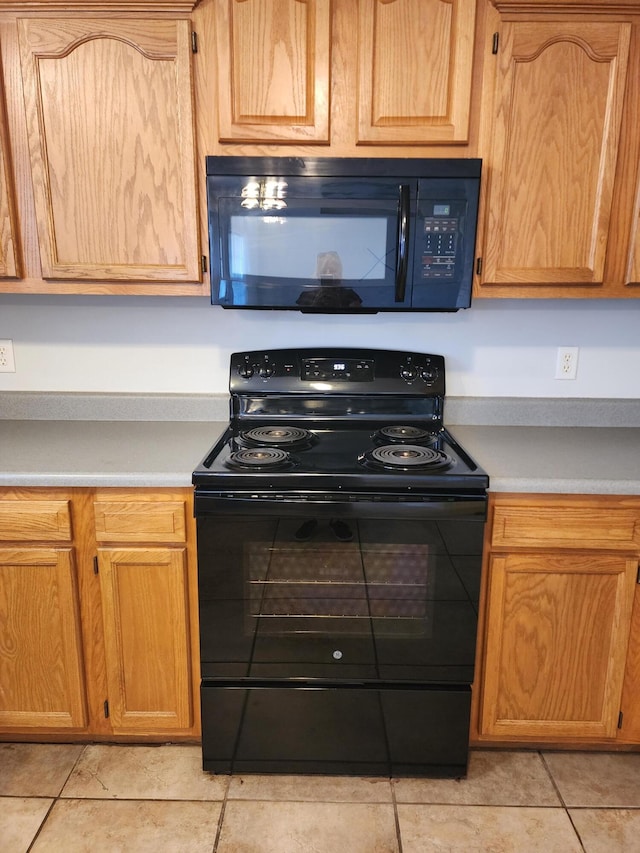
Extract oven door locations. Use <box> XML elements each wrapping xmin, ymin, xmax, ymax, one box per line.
<box><xmin>196</xmin><ymin>493</ymin><xmax>485</xmax><ymax>684</ymax></box>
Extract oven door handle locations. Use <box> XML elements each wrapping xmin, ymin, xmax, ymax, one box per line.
<box><xmin>194</xmin><ymin>493</ymin><xmax>487</xmax><ymax>520</ymax></box>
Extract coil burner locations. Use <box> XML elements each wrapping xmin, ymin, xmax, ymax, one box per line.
<box><xmin>240</xmin><ymin>426</ymin><xmax>315</xmax><ymax>450</ymax></box>
<box><xmin>226</xmin><ymin>447</ymin><xmax>293</xmax><ymax>471</ymax></box>
<box><xmin>360</xmin><ymin>444</ymin><xmax>453</xmax><ymax>471</ymax></box>
<box><xmin>373</xmin><ymin>425</ymin><xmax>437</xmax><ymax>446</ymax></box>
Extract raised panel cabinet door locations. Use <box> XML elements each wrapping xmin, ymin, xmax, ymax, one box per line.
<box><xmin>215</xmin><ymin>0</ymin><xmax>331</xmax><ymax>143</ymax></box>
<box><xmin>97</xmin><ymin>547</ymin><xmax>192</xmax><ymax>732</ymax></box>
<box><xmin>17</xmin><ymin>18</ymin><xmax>200</xmax><ymax>283</ymax></box>
<box><xmin>0</xmin><ymin>548</ymin><xmax>87</xmax><ymax>729</ymax></box>
<box><xmin>357</xmin><ymin>0</ymin><xmax>476</xmax><ymax>144</ymax></box>
<box><xmin>480</xmin><ymin>552</ymin><xmax>636</xmax><ymax>740</ymax></box>
<box><xmin>0</xmin><ymin>53</ymin><xmax>19</xmax><ymax>278</ymax></box>
<box><xmin>481</xmin><ymin>22</ymin><xmax>630</xmax><ymax>287</ymax></box>
<box><xmin>619</xmin><ymin>583</ymin><xmax>640</xmax><ymax>742</ymax></box>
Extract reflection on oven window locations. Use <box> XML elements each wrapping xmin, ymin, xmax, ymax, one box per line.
<box><xmin>246</xmin><ymin>519</ymin><xmax>436</xmax><ymax>638</ymax></box>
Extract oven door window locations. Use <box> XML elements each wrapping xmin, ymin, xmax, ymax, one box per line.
<box><xmin>197</xmin><ymin>513</ymin><xmax>482</xmax><ymax>683</ymax></box>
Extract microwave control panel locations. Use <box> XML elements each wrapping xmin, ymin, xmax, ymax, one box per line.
<box><xmin>420</xmin><ymin>202</ymin><xmax>465</xmax><ymax>280</ymax></box>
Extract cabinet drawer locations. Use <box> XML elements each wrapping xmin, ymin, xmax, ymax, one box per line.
<box><xmin>492</xmin><ymin>504</ymin><xmax>640</xmax><ymax>550</ymax></box>
<box><xmin>94</xmin><ymin>501</ymin><xmax>187</xmax><ymax>543</ymax></box>
<box><xmin>0</xmin><ymin>500</ymin><xmax>72</xmax><ymax>541</ymax></box>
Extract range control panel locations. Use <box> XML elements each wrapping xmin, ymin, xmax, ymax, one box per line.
<box><xmin>230</xmin><ymin>348</ymin><xmax>445</xmax><ymax>395</ymax></box>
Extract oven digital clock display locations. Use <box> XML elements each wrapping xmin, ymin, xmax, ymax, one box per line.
<box><xmin>302</xmin><ymin>358</ymin><xmax>375</xmax><ymax>381</ymax></box>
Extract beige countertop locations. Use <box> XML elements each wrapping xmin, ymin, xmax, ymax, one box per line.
<box><xmin>0</xmin><ymin>416</ymin><xmax>639</xmax><ymax>494</ymax></box>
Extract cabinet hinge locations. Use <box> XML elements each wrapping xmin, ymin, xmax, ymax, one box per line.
<box><xmin>618</xmin><ymin>710</ymin><xmax>624</xmax><ymax>729</ymax></box>
<box><xmin>492</xmin><ymin>32</ymin><xmax>499</xmax><ymax>54</ymax></box>
<box><xmin>476</xmin><ymin>257</ymin><xmax>483</xmax><ymax>276</ymax></box>
<box><xmin>93</xmin><ymin>556</ymin><xmax>99</xmax><ymax>575</ymax></box>
<box><xmin>104</xmin><ymin>700</ymin><xmax>110</xmax><ymax>719</ymax></box>
<box><xmin>201</xmin><ymin>255</ymin><xmax>208</xmax><ymax>274</ymax></box>
<box><xmin>191</xmin><ymin>31</ymin><xmax>198</xmax><ymax>53</ymax></box>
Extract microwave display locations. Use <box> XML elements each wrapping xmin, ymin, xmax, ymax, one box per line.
<box><xmin>206</xmin><ymin>157</ymin><xmax>481</xmax><ymax>313</ymax></box>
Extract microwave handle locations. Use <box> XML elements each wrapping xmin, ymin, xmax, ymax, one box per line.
<box><xmin>395</xmin><ymin>184</ymin><xmax>410</xmax><ymax>302</ymax></box>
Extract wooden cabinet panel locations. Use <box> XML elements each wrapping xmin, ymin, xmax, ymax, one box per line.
<box><xmin>0</xmin><ymin>499</ymin><xmax>72</xmax><ymax>541</ymax></box>
<box><xmin>491</xmin><ymin>504</ymin><xmax>640</xmax><ymax>551</ymax></box>
<box><xmin>97</xmin><ymin>547</ymin><xmax>192</xmax><ymax>732</ymax></box>
<box><xmin>357</xmin><ymin>0</ymin><xmax>476</xmax><ymax>144</ymax></box>
<box><xmin>0</xmin><ymin>548</ymin><xmax>87</xmax><ymax>728</ymax></box>
<box><xmin>480</xmin><ymin>551</ymin><xmax>636</xmax><ymax>740</ymax></box>
<box><xmin>481</xmin><ymin>21</ymin><xmax>630</xmax><ymax>288</ymax></box>
<box><xmin>18</xmin><ymin>18</ymin><xmax>200</xmax><ymax>283</ymax></box>
<box><xmin>94</xmin><ymin>500</ymin><xmax>186</xmax><ymax>544</ymax></box>
<box><xmin>0</xmin><ymin>51</ymin><xmax>19</xmax><ymax>278</ymax></box>
<box><xmin>620</xmin><ymin>584</ymin><xmax>640</xmax><ymax>741</ymax></box>
<box><xmin>215</xmin><ymin>0</ymin><xmax>331</xmax><ymax>143</ymax></box>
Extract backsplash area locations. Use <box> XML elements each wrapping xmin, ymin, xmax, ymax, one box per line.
<box><xmin>1</xmin><ymin>295</ymin><xmax>639</xmax><ymax>398</ymax></box>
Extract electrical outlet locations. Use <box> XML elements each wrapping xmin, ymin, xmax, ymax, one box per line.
<box><xmin>0</xmin><ymin>339</ymin><xmax>16</xmax><ymax>373</ymax></box>
<box><xmin>555</xmin><ymin>346</ymin><xmax>578</xmax><ymax>380</ymax></box>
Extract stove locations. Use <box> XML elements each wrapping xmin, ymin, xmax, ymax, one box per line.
<box><xmin>193</xmin><ymin>348</ymin><xmax>488</xmax><ymax>778</ymax></box>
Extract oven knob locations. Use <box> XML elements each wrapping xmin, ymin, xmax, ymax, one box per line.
<box><xmin>238</xmin><ymin>364</ymin><xmax>254</xmax><ymax>378</ymax></box>
<box><xmin>401</xmin><ymin>366</ymin><xmax>417</xmax><ymax>381</ymax></box>
<box><xmin>259</xmin><ymin>364</ymin><xmax>275</xmax><ymax>378</ymax></box>
<box><xmin>421</xmin><ymin>366</ymin><xmax>438</xmax><ymax>384</ymax></box>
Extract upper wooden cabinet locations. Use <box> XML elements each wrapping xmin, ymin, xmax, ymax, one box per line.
<box><xmin>209</xmin><ymin>0</ymin><xmax>478</xmax><ymax>148</ymax></box>
<box><xmin>16</xmin><ymin>17</ymin><xmax>201</xmax><ymax>285</ymax></box>
<box><xmin>214</xmin><ymin>0</ymin><xmax>331</xmax><ymax>144</ymax></box>
<box><xmin>478</xmin><ymin>19</ymin><xmax>631</xmax><ymax>291</ymax></box>
<box><xmin>0</xmin><ymin>51</ymin><xmax>19</xmax><ymax>278</ymax></box>
<box><xmin>357</xmin><ymin>0</ymin><xmax>476</xmax><ymax>144</ymax></box>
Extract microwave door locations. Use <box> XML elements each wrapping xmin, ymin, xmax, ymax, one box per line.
<box><xmin>210</xmin><ymin>194</ymin><xmax>413</xmax><ymax>312</ymax></box>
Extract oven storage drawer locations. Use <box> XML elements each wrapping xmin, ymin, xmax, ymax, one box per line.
<box><xmin>201</xmin><ymin>679</ymin><xmax>471</xmax><ymax>777</ymax></box>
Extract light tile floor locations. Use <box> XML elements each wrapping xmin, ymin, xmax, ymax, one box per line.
<box><xmin>1</xmin><ymin>743</ymin><xmax>640</xmax><ymax>852</ymax></box>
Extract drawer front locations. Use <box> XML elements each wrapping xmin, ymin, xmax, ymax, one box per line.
<box><xmin>491</xmin><ymin>505</ymin><xmax>640</xmax><ymax>550</ymax></box>
<box><xmin>0</xmin><ymin>500</ymin><xmax>72</xmax><ymax>542</ymax></box>
<box><xmin>94</xmin><ymin>501</ymin><xmax>187</xmax><ymax>543</ymax></box>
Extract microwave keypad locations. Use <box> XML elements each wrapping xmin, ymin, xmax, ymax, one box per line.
<box><xmin>421</xmin><ymin>217</ymin><xmax>459</xmax><ymax>279</ymax></box>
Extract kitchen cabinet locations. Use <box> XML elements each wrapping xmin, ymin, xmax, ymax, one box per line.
<box><xmin>93</xmin><ymin>495</ymin><xmax>195</xmax><ymax>733</ymax></box>
<box><xmin>0</xmin><ymin>497</ymin><xmax>86</xmax><ymax>728</ymax></box>
<box><xmin>16</xmin><ymin>17</ymin><xmax>201</xmax><ymax>287</ymax></box>
<box><xmin>0</xmin><ymin>487</ymin><xmax>200</xmax><ymax>741</ymax></box>
<box><xmin>475</xmin><ymin>0</ymin><xmax>640</xmax><ymax>298</ymax></box>
<box><xmin>473</xmin><ymin>494</ymin><xmax>640</xmax><ymax>745</ymax></box>
<box><xmin>477</xmin><ymin>14</ymin><xmax>630</xmax><ymax>293</ymax></box>
<box><xmin>207</xmin><ymin>0</ymin><xmax>479</xmax><ymax>149</ymax></box>
<box><xmin>0</xmin><ymin>48</ymin><xmax>19</xmax><ymax>278</ymax></box>
<box><xmin>0</xmin><ymin>1</ymin><xmax>206</xmax><ymax>295</ymax></box>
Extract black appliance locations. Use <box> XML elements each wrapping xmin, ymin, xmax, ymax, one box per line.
<box><xmin>206</xmin><ymin>157</ymin><xmax>481</xmax><ymax>312</ymax></box>
<box><xmin>193</xmin><ymin>348</ymin><xmax>488</xmax><ymax>777</ymax></box>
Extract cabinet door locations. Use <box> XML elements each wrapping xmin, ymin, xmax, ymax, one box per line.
<box><xmin>357</xmin><ymin>0</ymin><xmax>476</xmax><ymax>144</ymax></box>
<box><xmin>0</xmin><ymin>548</ymin><xmax>87</xmax><ymax>729</ymax></box>
<box><xmin>98</xmin><ymin>547</ymin><xmax>192</xmax><ymax>732</ymax></box>
<box><xmin>18</xmin><ymin>18</ymin><xmax>200</xmax><ymax>283</ymax></box>
<box><xmin>480</xmin><ymin>551</ymin><xmax>636</xmax><ymax>740</ymax></box>
<box><xmin>0</xmin><ymin>54</ymin><xmax>19</xmax><ymax>278</ymax></box>
<box><xmin>215</xmin><ymin>0</ymin><xmax>331</xmax><ymax>143</ymax></box>
<box><xmin>619</xmin><ymin>583</ymin><xmax>640</xmax><ymax>741</ymax></box>
<box><xmin>481</xmin><ymin>22</ymin><xmax>630</xmax><ymax>288</ymax></box>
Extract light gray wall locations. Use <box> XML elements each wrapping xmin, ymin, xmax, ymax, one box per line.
<box><xmin>1</xmin><ymin>294</ymin><xmax>639</xmax><ymax>397</ymax></box>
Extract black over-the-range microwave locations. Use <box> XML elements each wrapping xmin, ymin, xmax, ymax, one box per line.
<box><xmin>206</xmin><ymin>156</ymin><xmax>481</xmax><ymax>313</ymax></box>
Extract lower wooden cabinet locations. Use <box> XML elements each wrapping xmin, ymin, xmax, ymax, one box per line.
<box><xmin>473</xmin><ymin>494</ymin><xmax>640</xmax><ymax>747</ymax></box>
<box><xmin>0</xmin><ymin>546</ymin><xmax>86</xmax><ymax>729</ymax></box>
<box><xmin>0</xmin><ymin>487</ymin><xmax>200</xmax><ymax>741</ymax></box>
